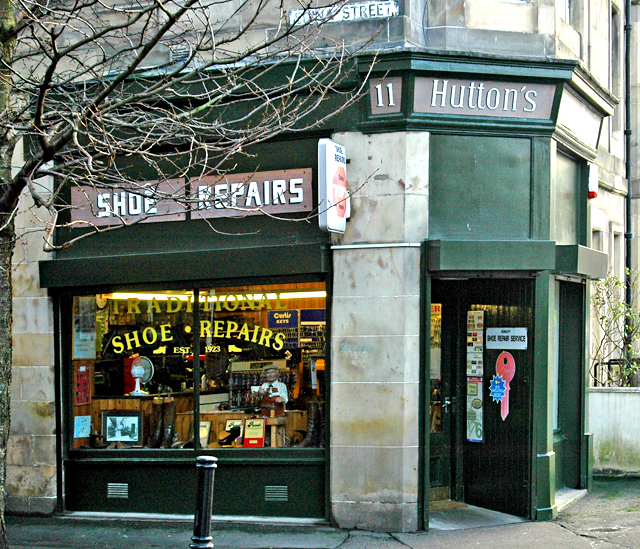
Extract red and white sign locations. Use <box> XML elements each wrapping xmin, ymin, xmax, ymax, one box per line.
<box><xmin>318</xmin><ymin>139</ymin><xmax>350</xmax><ymax>233</ymax></box>
<box><xmin>243</xmin><ymin>418</ymin><xmax>265</xmax><ymax>448</ymax></box>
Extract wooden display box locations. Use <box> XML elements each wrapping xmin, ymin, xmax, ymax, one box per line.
<box><xmin>174</xmin><ymin>410</ymin><xmax>307</xmax><ymax>448</ymax></box>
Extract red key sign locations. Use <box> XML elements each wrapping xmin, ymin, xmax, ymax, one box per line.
<box><xmin>496</xmin><ymin>352</ymin><xmax>515</xmax><ymax>421</ymax></box>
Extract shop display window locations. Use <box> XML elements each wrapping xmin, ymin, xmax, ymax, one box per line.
<box><xmin>70</xmin><ymin>282</ymin><xmax>326</xmax><ymax>450</ymax></box>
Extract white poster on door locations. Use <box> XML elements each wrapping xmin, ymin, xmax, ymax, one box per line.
<box><xmin>467</xmin><ymin>377</ymin><xmax>483</xmax><ymax>443</ymax></box>
<box><xmin>486</xmin><ymin>327</ymin><xmax>528</xmax><ymax>350</ymax></box>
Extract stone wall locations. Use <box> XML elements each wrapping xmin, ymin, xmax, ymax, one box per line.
<box><xmin>590</xmin><ymin>387</ymin><xmax>640</xmax><ymax>474</ymax></box>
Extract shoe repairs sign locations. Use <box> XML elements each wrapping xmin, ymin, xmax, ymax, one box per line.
<box><xmin>486</xmin><ymin>328</ymin><xmax>528</xmax><ymax>350</ymax></box>
<box><xmin>70</xmin><ymin>169</ymin><xmax>313</xmax><ymax>227</ymax></box>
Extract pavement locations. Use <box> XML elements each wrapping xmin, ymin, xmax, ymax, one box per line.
<box><xmin>7</xmin><ymin>477</ymin><xmax>640</xmax><ymax>548</ymax></box>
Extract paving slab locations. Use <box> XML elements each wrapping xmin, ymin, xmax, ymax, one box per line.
<box><xmin>7</xmin><ymin>478</ymin><xmax>640</xmax><ymax>549</ymax></box>
<box><xmin>396</xmin><ymin>522</ymin><xmax>594</xmax><ymax>549</ymax></box>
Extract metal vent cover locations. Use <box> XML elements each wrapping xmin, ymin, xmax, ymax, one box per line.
<box><xmin>107</xmin><ymin>483</ymin><xmax>129</xmax><ymax>499</ymax></box>
<box><xmin>264</xmin><ymin>485</ymin><xmax>288</xmax><ymax>502</ymax></box>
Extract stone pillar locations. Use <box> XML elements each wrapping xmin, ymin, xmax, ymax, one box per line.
<box><xmin>329</xmin><ymin>131</ymin><xmax>428</xmax><ymax>532</ymax></box>
<box><xmin>8</xmin><ymin>140</ymin><xmax>57</xmax><ymax>515</ymax></box>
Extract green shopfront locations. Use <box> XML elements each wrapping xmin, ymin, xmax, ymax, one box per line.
<box><xmin>39</xmin><ymin>51</ymin><xmax>610</xmax><ymax>530</ymax></box>
<box><xmin>40</xmin><ymin>137</ymin><xmax>333</xmax><ymax>519</ymax></box>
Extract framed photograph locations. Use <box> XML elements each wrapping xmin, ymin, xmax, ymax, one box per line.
<box><xmin>102</xmin><ymin>411</ymin><xmax>143</xmax><ymax>447</ymax></box>
<box><xmin>225</xmin><ymin>419</ymin><xmax>244</xmax><ymax>436</ymax></box>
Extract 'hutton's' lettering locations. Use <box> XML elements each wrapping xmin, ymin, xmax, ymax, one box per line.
<box><xmin>430</xmin><ymin>79</ymin><xmax>538</xmax><ymax>113</ymax></box>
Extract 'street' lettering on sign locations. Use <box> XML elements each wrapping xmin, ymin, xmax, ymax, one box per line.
<box><xmin>486</xmin><ymin>328</ymin><xmax>528</xmax><ymax>350</ymax></box>
<box><xmin>192</xmin><ymin>169</ymin><xmax>312</xmax><ymax>219</ymax></box>
<box><xmin>289</xmin><ymin>0</ymin><xmax>399</xmax><ymax>26</ymax></box>
<box><xmin>413</xmin><ymin>77</ymin><xmax>556</xmax><ymax>120</ymax></box>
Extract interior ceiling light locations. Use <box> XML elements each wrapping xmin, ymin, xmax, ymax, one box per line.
<box><xmin>107</xmin><ymin>290</ymin><xmax>327</xmax><ymax>301</ymax></box>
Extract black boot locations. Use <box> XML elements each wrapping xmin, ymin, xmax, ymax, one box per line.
<box><xmin>219</xmin><ymin>426</ymin><xmax>241</xmax><ymax>447</ymax></box>
<box><xmin>317</xmin><ymin>404</ymin><xmax>325</xmax><ymax>448</ymax></box>
<box><xmin>296</xmin><ymin>401</ymin><xmax>320</xmax><ymax>447</ymax></box>
<box><xmin>147</xmin><ymin>398</ymin><xmax>164</xmax><ymax>448</ymax></box>
<box><xmin>160</xmin><ymin>398</ymin><xmax>176</xmax><ymax>448</ymax></box>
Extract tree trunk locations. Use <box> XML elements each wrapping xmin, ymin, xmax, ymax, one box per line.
<box><xmin>0</xmin><ymin>0</ymin><xmax>17</xmax><ymax>542</ymax></box>
<box><xmin>0</xmin><ymin>221</ymin><xmax>12</xmax><ymax>548</ymax></box>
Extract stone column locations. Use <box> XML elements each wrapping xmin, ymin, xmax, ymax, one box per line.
<box><xmin>8</xmin><ymin>140</ymin><xmax>57</xmax><ymax>515</ymax></box>
<box><xmin>329</xmin><ymin>131</ymin><xmax>429</xmax><ymax>532</ymax></box>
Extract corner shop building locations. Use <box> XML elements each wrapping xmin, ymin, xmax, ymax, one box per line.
<box><xmin>31</xmin><ymin>51</ymin><xmax>610</xmax><ymax>532</ymax></box>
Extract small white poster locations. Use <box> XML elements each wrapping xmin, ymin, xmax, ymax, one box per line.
<box><xmin>467</xmin><ymin>310</ymin><xmax>484</xmax><ymax>330</ymax></box>
<box><xmin>74</xmin><ymin>416</ymin><xmax>92</xmax><ymax>438</ymax></box>
<box><xmin>486</xmin><ymin>328</ymin><xmax>528</xmax><ymax>350</ymax></box>
<box><xmin>466</xmin><ymin>311</ymin><xmax>484</xmax><ymax>376</ymax></box>
<box><xmin>72</xmin><ymin>297</ymin><xmax>96</xmax><ymax>359</ymax></box>
<box><xmin>467</xmin><ymin>377</ymin><xmax>483</xmax><ymax>443</ymax></box>
<box><xmin>467</xmin><ymin>353</ymin><xmax>484</xmax><ymax>376</ymax></box>
<box><xmin>431</xmin><ymin>304</ymin><xmax>442</xmax><ymax>379</ymax></box>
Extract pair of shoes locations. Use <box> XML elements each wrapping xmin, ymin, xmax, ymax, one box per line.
<box><xmin>218</xmin><ymin>426</ymin><xmax>241</xmax><ymax>447</ymax></box>
<box><xmin>106</xmin><ymin>442</ymin><xmax>131</xmax><ymax>449</ymax></box>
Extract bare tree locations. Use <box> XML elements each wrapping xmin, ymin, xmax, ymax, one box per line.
<box><xmin>591</xmin><ymin>270</ymin><xmax>640</xmax><ymax>387</ymax></box>
<box><xmin>0</xmin><ymin>0</ymin><xmax>374</xmax><ymax>541</ymax></box>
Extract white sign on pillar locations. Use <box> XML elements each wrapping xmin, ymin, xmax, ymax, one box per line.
<box><xmin>318</xmin><ymin>139</ymin><xmax>350</xmax><ymax>233</ymax></box>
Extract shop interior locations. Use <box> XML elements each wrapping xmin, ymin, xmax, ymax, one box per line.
<box><xmin>70</xmin><ymin>282</ymin><xmax>327</xmax><ymax>450</ymax></box>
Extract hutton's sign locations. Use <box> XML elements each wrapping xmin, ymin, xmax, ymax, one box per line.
<box><xmin>414</xmin><ymin>77</ymin><xmax>556</xmax><ymax>120</ymax></box>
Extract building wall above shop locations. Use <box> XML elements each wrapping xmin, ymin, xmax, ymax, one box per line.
<box><xmin>429</xmin><ymin>135</ymin><xmax>531</xmax><ymax>241</ymax></box>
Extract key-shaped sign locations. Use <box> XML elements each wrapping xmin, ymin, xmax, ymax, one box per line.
<box><xmin>495</xmin><ymin>352</ymin><xmax>516</xmax><ymax>420</ymax></box>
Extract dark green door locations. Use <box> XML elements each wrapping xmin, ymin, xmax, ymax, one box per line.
<box><xmin>553</xmin><ymin>280</ymin><xmax>584</xmax><ymax>491</ymax></box>
<box><xmin>430</xmin><ymin>278</ymin><xmax>533</xmax><ymax>517</ymax></box>
<box><xmin>428</xmin><ymin>291</ymin><xmax>458</xmax><ymax>500</ymax></box>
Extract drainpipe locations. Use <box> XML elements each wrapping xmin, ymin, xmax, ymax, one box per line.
<box><xmin>625</xmin><ymin>0</ymin><xmax>632</xmax><ymax>308</ymax></box>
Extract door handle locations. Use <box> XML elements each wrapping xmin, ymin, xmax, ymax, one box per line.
<box><xmin>442</xmin><ymin>397</ymin><xmax>456</xmax><ymax>412</ymax></box>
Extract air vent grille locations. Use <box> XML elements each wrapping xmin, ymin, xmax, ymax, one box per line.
<box><xmin>264</xmin><ymin>485</ymin><xmax>288</xmax><ymax>502</ymax></box>
<box><xmin>107</xmin><ymin>483</ymin><xmax>129</xmax><ymax>499</ymax></box>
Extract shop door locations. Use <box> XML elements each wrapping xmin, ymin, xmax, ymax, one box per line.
<box><xmin>553</xmin><ymin>280</ymin><xmax>584</xmax><ymax>491</ymax></box>
<box><xmin>428</xmin><ymin>294</ymin><xmax>458</xmax><ymax>500</ymax></box>
<box><xmin>429</xmin><ymin>278</ymin><xmax>533</xmax><ymax>518</ymax></box>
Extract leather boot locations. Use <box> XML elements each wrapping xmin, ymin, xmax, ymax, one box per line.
<box><xmin>317</xmin><ymin>404</ymin><xmax>325</xmax><ymax>448</ymax></box>
<box><xmin>160</xmin><ymin>398</ymin><xmax>177</xmax><ymax>448</ymax></box>
<box><xmin>296</xmin><ymin>401</ymin><xmax>319</xmax><ymax>447</ymax></box>
<box><xmin>147</xmin><ymin>397</ymin><xmax>164</xmax><ymax>448</ymax></box>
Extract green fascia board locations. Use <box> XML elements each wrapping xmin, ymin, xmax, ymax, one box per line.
<box><xmin>555</xmin><ymin>245</ymin><xmax>608</xmax><ymax>279</ymax></box>
<box><xmin>359</xmin><ymin>115</ymin><xmax>558</xmax><ymax>136</ymax></box>
<box><xmin>357</xmin><ymin>49</ymin><xmax>578</xmax><ymax>82</ymax></box>
<box><xmin>39</xmin><ymin>243</ymin><xmax>329</xmax><ymax>289</ymax></box>
<box><xmin>425</xmin><ymin>240</ymin><xmax>556</xmax><ymax>272</ymax></box>
<box><xmin>357</xmin><ymin>50</ymin><xmax>573</xmax><ymax>135</ymax></box>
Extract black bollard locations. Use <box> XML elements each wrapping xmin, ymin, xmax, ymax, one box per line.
<box><xmin>190</xmin><ymin>456</ymin><xmax>218</xmax><ymax>549</ymax></box>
